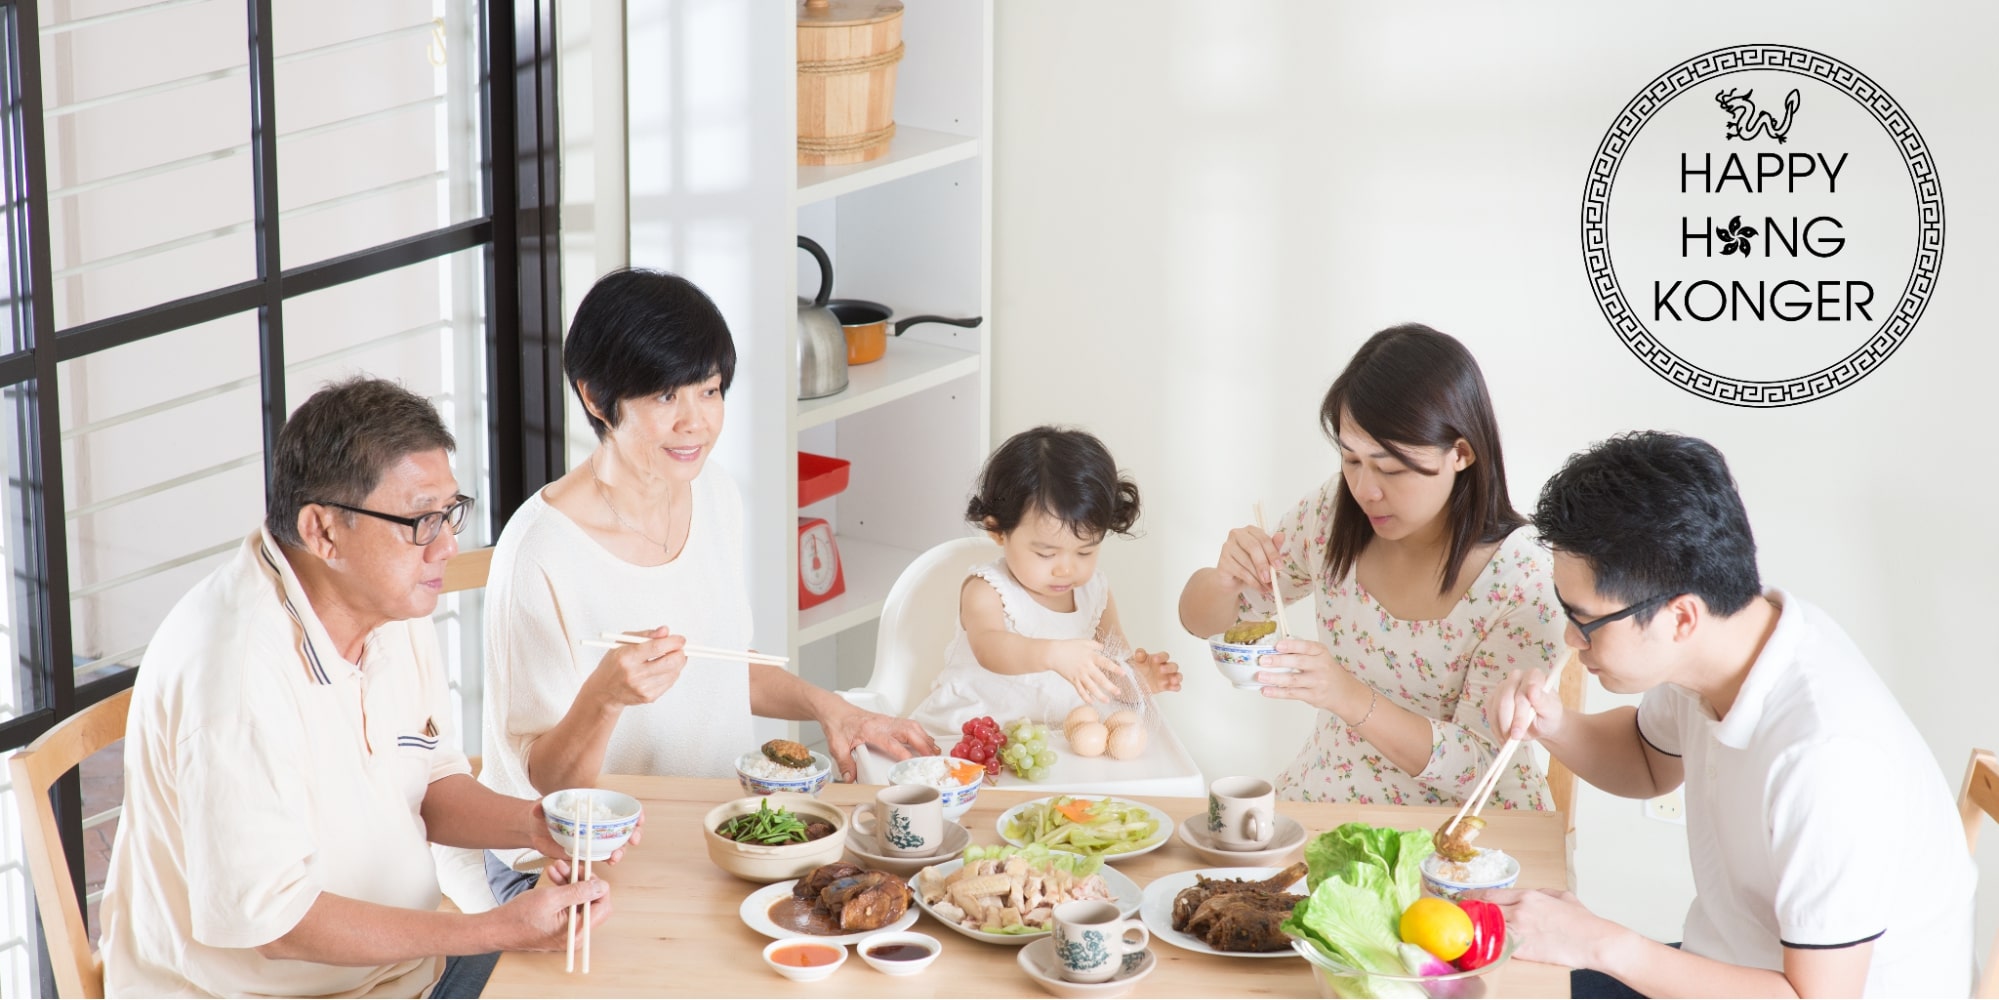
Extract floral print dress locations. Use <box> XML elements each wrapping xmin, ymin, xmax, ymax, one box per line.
<box><xmin>1243</xmin><ymin>477</ymin><xmax>1567</xmax><ymax>809</ymax></box>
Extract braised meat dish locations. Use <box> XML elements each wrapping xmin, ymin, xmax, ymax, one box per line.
<box><xmin>1170</xmin><ymin>861</ymin><xmax>1308</xmax><ymax>952</ymax></box>
<box><xmin>790</xmin><ymin>862</ymin><xmax>911</xmax><ymax>932</ymax></box>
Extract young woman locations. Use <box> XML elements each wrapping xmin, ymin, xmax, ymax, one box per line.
<box><xmin>1177</xmin><ymin>324</ymin><xmax>1565</xmax><ymax>807</ymax></box>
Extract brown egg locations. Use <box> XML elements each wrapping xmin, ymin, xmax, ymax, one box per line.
<box><xmin>1106</xmin><ymin>723</ymin><xmax>1147</xmax><ymax>759</ymax></box>
<box><xmin>1068</xmin><ymin>722</ymin><xmax>1109</xmax><ymax>757</ymax></box>
<box><xmin>1102</xmin><ymin>709</ymin><xmax>1141</xmax><ymax>731</ymax></box>
<box><xmin>1063</xmin><ymin>705</ymin><xmax>1101</xmax><ymax>740</ymax></box>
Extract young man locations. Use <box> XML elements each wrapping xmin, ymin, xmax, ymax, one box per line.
<box><xmin>1483</xmin><ymin>431</ymin><xmax>1973</xmax><ymax>998</ymax></box>
<box><xmin>100</xmin><ymin>378</ymin><xmax>636</xmax><ymax>997</ymax></box>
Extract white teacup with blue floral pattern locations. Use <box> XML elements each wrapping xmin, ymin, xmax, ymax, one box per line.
<box><xmin>1051</xmin><ymin>900</ymin><xmax>1149</xmax><ymax>983</ymax></box>
<box><xmin>851</xmin><ymin>783</ymin><xmax>942</xmax><ymax>857</ymax></box>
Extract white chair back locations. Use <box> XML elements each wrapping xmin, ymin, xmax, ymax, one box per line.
<box><xmin>839</xmin><ymin>535</ymin><xmax>999</xmax><ymax>719</ymax></box>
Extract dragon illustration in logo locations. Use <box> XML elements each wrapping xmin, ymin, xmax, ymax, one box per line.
<box><xmin>1715</xmin><ymin>87</ymin><xmax>1801</xmax><ymax>144</ymax></box>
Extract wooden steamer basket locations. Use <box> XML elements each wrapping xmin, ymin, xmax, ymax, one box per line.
<box><xmin>797</xmin><ymin>0</ymin><xmax>904</xmax><ymax>166</ymax></box>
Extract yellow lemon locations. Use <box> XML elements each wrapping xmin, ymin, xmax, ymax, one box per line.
<box><xmin>1398</xmin><ymin>897</ymin><xmax>1473</xmax><ymax>962</ymax></box>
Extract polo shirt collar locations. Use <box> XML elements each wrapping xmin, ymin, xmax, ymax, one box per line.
<box><xmin>254</xmin><ymin>527</ymin><xmax>362</xmax><ymax>685</ymax></box>
<box><xmin>1712</xmin><ymin>588</ymin><xmax>1796</xmax><ymax>749</ymax></box>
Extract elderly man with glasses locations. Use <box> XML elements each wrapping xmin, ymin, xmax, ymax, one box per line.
<box><xmin>1478</xmin><ymin>432</ymin><xmax>1973</xmax><ymax>999</ymax></box>
<box><xmin>99</xmin><ymin>377</ymin><xmax>610</xmax><ymax>999</ymax></box>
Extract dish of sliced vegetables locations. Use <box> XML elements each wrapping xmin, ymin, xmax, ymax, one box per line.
<box><xmin>995</xmin><ymin>795</ymin><xmax>1171</xmax><ymax>859</ymax></box>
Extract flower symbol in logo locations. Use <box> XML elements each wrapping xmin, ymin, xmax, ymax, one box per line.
<box><xmin>1717</xmin><ymin>215</ymin><xmax>1758</xmax><ymax>256</ymax></box>
<box><xmin>1206</xmin><ymin>795</ymin><xmax>1224</xmax><ymax>834</ymax></box>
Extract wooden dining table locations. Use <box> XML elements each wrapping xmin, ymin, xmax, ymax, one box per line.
<box><xmin>482</xmin><ymin>775</ymin><xmax>1572</xmax><ymax>998</ymax></box>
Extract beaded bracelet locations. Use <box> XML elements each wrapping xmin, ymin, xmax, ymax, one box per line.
<box><xmin>1350</xmin><ymin>687</ymin><xmax>1380</xmax><ymax>729</ymax></box>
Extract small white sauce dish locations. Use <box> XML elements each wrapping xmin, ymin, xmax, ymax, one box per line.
<box><xmin>761</xmin><ymin>937</ymin><xmax>848</xmax><ymax>982</ymax></box>
<box><xmin>855</xmin><ymin>930</ymin><xmax>943</xmax><ymax>976</ymax></box>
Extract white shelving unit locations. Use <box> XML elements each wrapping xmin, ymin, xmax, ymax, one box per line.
<box><xmin>622</xmin><ymin>1</ymin><xmax>992</xmax><ymax>745</ymax></box>
<box><xmin>787</xmin><ymin>2</ymin><xmax>995</xmax><ymax>715</ymax></box>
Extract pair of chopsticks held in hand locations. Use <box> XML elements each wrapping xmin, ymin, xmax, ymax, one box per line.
<box><xmin>1443</xmin><ymin>656</ymin><xmax>1570</xmax><ymax>837</ymax></box>
<box><xmin>581</xmin><ymin>632</ymin><xmax>788</xmax><ymax>667</ymax></box>
<box><xmin>565</xmin><ymin>796</ymin><xmax>595</xmax><ymax>974</ymax></box>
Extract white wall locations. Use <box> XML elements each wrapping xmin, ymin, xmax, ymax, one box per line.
<box><xmin>993</xmin><ymin>0</ymin><xmax>1999</xmax><ymax>946</ymax></box>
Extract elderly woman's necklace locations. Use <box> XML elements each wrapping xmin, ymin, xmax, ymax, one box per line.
<box><xmin>591</xmin><ymin>452</ymin><xmax>672</xmax><ymax>553</ymax></box>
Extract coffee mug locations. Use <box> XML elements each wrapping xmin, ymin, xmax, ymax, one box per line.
<box><xmin>1206</xmin><ymin>775</ymin><xmax>1276</xmax><ymax>850</ymax></box>
<box><xmin>1051</xmin><ymin>899</ymin><xmax>1148</xmax><ymax>983</ymax></box>
<box><xmin>852</xmin><ymin>783</ymin><xmax>943</xmax><ymax>857</ymax></box>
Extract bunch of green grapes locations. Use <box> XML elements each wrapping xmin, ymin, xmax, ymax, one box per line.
<box><xmin>1000</xmin><ymin>718</ymin><xmax>1059</xmax><ymax>780</ymax></box>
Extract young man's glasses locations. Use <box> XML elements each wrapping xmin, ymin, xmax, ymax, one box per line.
<box><xmin>1564</xmin><ymin>593</ymin><xmax>1674</xmax><ymax>647</ymax></box>
<box><xmin>312</xmin><ymin>495</ymin><xmax>475</xmax><ymax>546</ymax></box>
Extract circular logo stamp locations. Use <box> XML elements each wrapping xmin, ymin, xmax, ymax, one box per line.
<box><xmin>1582</xmin><ymin>45</ymin><xmax>1943</xmax><ymax>406</ymax></box>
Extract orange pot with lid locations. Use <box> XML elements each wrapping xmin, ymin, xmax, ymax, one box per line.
<box><xmin>797</xmin><ymin>0</ymin><xmax>904</xmax><ymax>166</ymax></box>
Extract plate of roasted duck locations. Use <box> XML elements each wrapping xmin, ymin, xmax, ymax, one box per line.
<box><xmin>1138</xmin><ymin>863</ymin><xmax>1309</xmax><ymax>958</ymax></box>
<box><xmin>910</xmin><ymin>844</ymin><xmax>1143</xmax><ymax>945</ymax></box>
<box><xmin>739</xmin><ymin>861</ymin><xmax>919</xmax><ymax>946</ymax></box>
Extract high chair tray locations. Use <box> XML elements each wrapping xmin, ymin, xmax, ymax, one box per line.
<box><xmin>856</xmin><ymin>720</ymin><xmax>1205</xmax><ymax>798</ymax></box>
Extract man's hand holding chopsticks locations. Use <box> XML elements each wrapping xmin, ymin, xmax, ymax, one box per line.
<box><xmin>489</xmin><ymin>876</ymin><xmax>612</xmax><ymax>952</ymax></box>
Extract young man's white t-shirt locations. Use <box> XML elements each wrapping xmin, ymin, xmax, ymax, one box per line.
<box><xmin>1636</xmin><ymin>589</ymin><xmax>1975</xmax><ymax>997</ymax></box>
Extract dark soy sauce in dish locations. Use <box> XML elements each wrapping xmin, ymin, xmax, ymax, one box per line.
<box><xmin>865</xmin><ymin>943</ymin><xmax>932</xmax><ymax>962</ymax></box>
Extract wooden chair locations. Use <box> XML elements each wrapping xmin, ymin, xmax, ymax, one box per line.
<box><xmin>1545</xmin><ymin>650</ymin><xmax>1587</xmax><ymax>826</ymax></box>
<box><xmin>1957</xmin><ymin>748</ymin><xmax>1998</xmax><ymax>998</ymax></box>
<box><xmin>442</xmin><ymin>545</ymin><xmax>493</xmax><ymax>594</ymax></box>
<box><xmin>435</xmin><ymin>546</ymin><xmax>492</xmax><ymax>911</ymax></box>
<box><xmin>10</xmin><ymin>687</ymin><xmax>133</xmax><ymax>998</ymax></box>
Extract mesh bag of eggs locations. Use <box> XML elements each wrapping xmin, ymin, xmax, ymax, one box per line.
<box><xmin>1061</xmin><ymin>704</ymin><xmax>1148</xmax><ymax>759</ymax></box>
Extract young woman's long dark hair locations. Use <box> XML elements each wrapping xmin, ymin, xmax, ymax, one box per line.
<box><xmin>1320</xmin><ymin>324</ymin><xmax>1524</xmax><ymax>595</ymax></box>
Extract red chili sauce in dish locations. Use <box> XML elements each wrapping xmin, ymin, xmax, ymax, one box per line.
<box><xmin>768</xmin><ymin>942</ymin><xmax>842</xmax><ymax>967</ymax></box>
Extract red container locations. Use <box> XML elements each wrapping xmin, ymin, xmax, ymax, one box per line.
<box><xmin>798</xmin><ymin>452</ymin><xmax>851</xmax><ymax>507</ymax></box>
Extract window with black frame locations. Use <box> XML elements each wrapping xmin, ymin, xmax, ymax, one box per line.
<box><xmin>0</xmin><ymin>1</ymin><xmax>562</xmax><ymax>993</ymax></box>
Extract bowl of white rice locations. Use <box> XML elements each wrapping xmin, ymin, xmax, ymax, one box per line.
<box><xmin>735</xmin><ymin>748</ymin><xmax>833</xmax><ymax>798</ymax></box>
<box><xmin>1420</xmin><ymin>848</ymin><xmax>1519</xmax><ymax>901</ymax></box>
<box><xmin>885</xmin><ymin>755</ymin><xmax>982</xmax><ymax>820</ymax></box>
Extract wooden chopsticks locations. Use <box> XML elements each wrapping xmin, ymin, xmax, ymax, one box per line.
<box><xmin>1253</xmin><ymin>502</ymin><xmax>1292</xmax><ymax>640</ymax></box>
<box><xmin>1444</xmin><ymin>656</ymin><xmax>1569</xmax><ymax>835</ymax></box>
<box><xmin>565</xmin><ymin>792</ymin><xmax>596</xmax><ymax>975</ymax></box>
<box><xmin>581</xmin><ymin>632</ymin><xmax>789</xmax><ymax>666</ymax></box>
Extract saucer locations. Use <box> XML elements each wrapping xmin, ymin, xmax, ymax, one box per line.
<box><xmin>1017</xmin><ymin>937</ymin><xmax>1156</xmax><ymax>998</ymax></box>
<box><xmin>1175</xmin><ymin>813</ymin><xmax>1306</xmax><ymax>867</ymax></box>
<box><xmin>843</xmin><ymin>820</ymin><xmax>971</xmax><ymax>876</ymax></box>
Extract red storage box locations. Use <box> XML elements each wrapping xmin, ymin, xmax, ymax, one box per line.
<box><xmin>798</xmin><ymin>452</ymin><xmax>851</xmax><ymax>507</ymax></box>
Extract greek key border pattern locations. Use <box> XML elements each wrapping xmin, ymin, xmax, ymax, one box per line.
<box><xmin>1580</xmin><ymin>44</ymin><xmax>1943</xmax><ymax>407</ymax></box>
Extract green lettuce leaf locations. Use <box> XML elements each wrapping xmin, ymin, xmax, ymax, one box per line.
<box><xmin>1303</xmin><ymin>821</ymin><xmax>1432</xmax><ymax>911</ymax></box>
<box><xmin>1285</xmin><ymin>822</ymin><xmax>1438</xmax><ymax>994</ymax></box>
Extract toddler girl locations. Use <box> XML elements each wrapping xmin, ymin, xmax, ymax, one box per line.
<box><xmin>910</xmin><ymin>427</ymin><xmax>1181</xmax><ymax>745</ymax></box>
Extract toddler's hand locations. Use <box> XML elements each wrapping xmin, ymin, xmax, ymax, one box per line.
<box><xmin>1047</xmin><ymin>639</ymin><xmax>1126</xmax><ymax>704</ymax></box>
<box><xmin>1128</xmin><ymin>648</ymin><xmax>1182</xmax><ymax>694</ymax></box>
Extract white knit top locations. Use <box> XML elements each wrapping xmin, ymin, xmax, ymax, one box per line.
<box><xmin>477</xmin><ymin>465</ymin><xmax>754</xmax><ymax>868</ymax></box>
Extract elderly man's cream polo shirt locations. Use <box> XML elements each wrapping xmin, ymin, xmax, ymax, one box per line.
<box><xmin>1637</xmin><ymin>589</ymin><xmax>1975</xmax><ymax>997</ymax></box>
<box><xmin>100</xmin><ymin>528</ymin><xmax>471</xmax><ymax>998</ymax></box>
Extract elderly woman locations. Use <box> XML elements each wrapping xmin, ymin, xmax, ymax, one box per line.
<box><xmin>471</xmin><ymin>269</ymin><xmax>936</xmax><ymax>902</ymax></box>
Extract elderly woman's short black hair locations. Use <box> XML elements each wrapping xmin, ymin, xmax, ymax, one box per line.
<box><xmin>563</xmin><ymin>269</ymin><xmax>737</xmax><ymax>437</ymax></box>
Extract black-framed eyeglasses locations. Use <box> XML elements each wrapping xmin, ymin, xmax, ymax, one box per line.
<box><xmin>313</xmin><ymin>494</ymin><xmax>475</xmax><ymax>546</ymax></box>
<box><xmin>1564</xmin><ymin>593</ymin><xmax>1674</xmax><ymax>646</ymax></box>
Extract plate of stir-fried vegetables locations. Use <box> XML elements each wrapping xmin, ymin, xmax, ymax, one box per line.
<box><xmin>997</xmin><ymin>795</ymin><xmax>1170</xmax><ymax>859</ymax></box>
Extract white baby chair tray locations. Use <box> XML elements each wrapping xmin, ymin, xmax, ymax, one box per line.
<box><xmin>854</xmin><ymin>636</ymin><xmax>1205</xmax><ymax>798</ymax></box>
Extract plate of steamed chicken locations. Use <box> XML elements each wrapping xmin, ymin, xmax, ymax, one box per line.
<box><xmin>911</xmin><ymin>845</ymin><xmax>1143</xmax><ymax>945</ymax></box>
<box><xmin>1138</xmin><ymin>862</ymin><xmax>1310</xmax><ymax>959</ymax></box>
<box><xmin>739</xmin><ymin>861</ymin><xmax>919</xmax><ymax>946</ymax></box>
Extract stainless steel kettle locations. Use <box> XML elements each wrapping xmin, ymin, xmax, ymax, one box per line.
<box><xmin>796</xmin><ymin>236</ymin><xmax>849</xmax><ymax>400</ymax></box>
